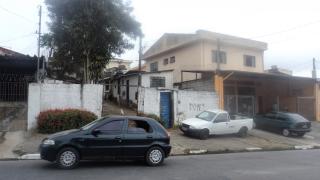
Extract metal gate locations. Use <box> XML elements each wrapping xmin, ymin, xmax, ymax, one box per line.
<box><xmin>0</xmin><ymin>73</ymin><xmax>31</xmax><ymax>102</ymax></box>
<box><xmin>224</xmin><ymin>95</ymin><xmax>255</xmax><ymax>117</ymax></box>
<box><xmin>297</xmin><ymin>97</ymin><xmax>315</xmax><ymax>121</ymax></box>
<box><xmin>160</xmin><ymin>92</ymin><xmax>172</xmax><ymax>128</ymax></box>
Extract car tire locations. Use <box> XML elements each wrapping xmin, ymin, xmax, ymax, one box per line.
<box><xmin>238</xmin><ymin>127</ymin><xmax>248</xmax><ymax>138</ymax></box>
<box><xmin>199</xmin><ymin>129</ymin><xmax>209</xmax><ymax>140</ymax></box>
<box><xmin>56</xmin><ymin>147</ymin><xmax>80</xmax><ymax>169</ymax></box>
<box><xmin>145</xmin><ymin>146</ymin><xmax>165</xmax><ymax>166</ymax></box>
<box><xmin>282</xmin><ymin>129</ymin><xmax>290</xmax><ymax>137</ymax></box>
<box><xmin>297</xmin><ymin>132</ymin><xmax>305</xmax><ymax>137</ymax></box>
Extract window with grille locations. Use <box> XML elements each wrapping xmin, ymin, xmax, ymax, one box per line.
<box><xmin>150</xmin><ymin>62</ymin><xmax>158</xmax><ymax>72</ymax></box>
<box><xmin>170</xmin><ymin>56</ymin><xmax>175</xmax><ymax>63</ymax></box>
<box><xmin>150</xmin><ymin>77</ymin><xmax>165</xmax><ymax>88</ymax></box>
<box><xmin>244</xmin><ymin>55</ymin><xmax>256</xmax><ymax>67</ymax></box>
<box><xmin>212</xmin><ymin>50</ymin><xmax>227</xmax><ymax>64</ymax></box>
<box><xmin>163</xmin><ymin>58</ymin><xmax>168</xmax><ymax>65</ymax></box>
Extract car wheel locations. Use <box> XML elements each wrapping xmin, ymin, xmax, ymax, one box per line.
<box><xmin>145</xmin><ymin>146</ymin><xmax>165</xmax><ymax>166</ymax></box>
<box><xmin>199</xmin><ymin>129</ymin><xmax>209</xmax><ymax>140</ymax></box>
<box><xmin>238</xmin><ymin>127</ymin><xmax>248</xmax><ymax>137</ymax></box>
<box><xmin>56</xmin><ymin>147</ymin><xmax>80</xmax><ymax>169</ymax></box>
<box><xmin>282</xmin><ymin>129</ymin><xmax>290</xmax><ymax>137</ymax></box>
<box><xmin>297</xmin><ymin>132</ymin><xmax>305</xmax><ymax>137</ymax></box>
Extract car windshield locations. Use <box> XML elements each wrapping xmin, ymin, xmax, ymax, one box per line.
<box><xmin>287</xmin><ymin>113</ymin><xmax>308</xmax><ymax>122</ymax></box>
<box><xmin>196</xmin><ymin>111</ymin><xmax>216</xmax><ymax>121</ymax></box>
<box><xmin>80</xmin><ymin>117</ymin><xmax>106</xmax><ymax>131</ymax></box>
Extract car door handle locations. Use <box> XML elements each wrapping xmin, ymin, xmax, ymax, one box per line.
<box><xmin>147</xmin><ymin>135</ymin><xmax>153</xmax><ymax>139</ymax></box>
<box><xmin>115</xmin><ymin>136</ymin><xmax>122</xmax><ymax>142</ymax></box>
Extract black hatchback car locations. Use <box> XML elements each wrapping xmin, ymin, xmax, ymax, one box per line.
<box><xmin>39</xmin><ymin>116</ymin><xmax>171</xmax><ymax>169</ymax></box>
<box><xmin>254</xmin><ymin>112</ymin><xmax>311</xmax><ymax>137</ymax></box>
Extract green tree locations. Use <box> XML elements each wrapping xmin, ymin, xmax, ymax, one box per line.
<box><xmin>42</xmin><ymin>0</ymin><xmax>141</xmax><ymax>83</ymax></box>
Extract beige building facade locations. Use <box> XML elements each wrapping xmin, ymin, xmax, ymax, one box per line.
<box><xmin>143</xmin><ymin>30</ymin><xmax>267</xmax><ymax>83</ymax></box>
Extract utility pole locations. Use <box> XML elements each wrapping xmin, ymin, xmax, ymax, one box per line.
<box><xmin>216</xmin><ymin>38</ymin><xmax>221</xmax><ymax>72</ymax></box>
<box><xmin>37</xmin><ymin>5</ymin><xmax>42</xmax><ymax>83</ymax></box>
<box><xmin>312</xmin><ymin>57</ymin><xmax>317</xmax><ymax>79</ymax></box>
<box><xmin>138</xmin><ymin>36</ymin><xmax>142</xmax><ymax>87</ymax></box>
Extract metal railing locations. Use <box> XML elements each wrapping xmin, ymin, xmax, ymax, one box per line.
<box><xmin>0</xmin><ymin>73</ymin><xmax>33</xmax><ymax>102</ymax></box>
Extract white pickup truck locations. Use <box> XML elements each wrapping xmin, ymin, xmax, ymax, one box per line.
<box><xmin>179</xmin><ymin>109</ymin><xmax>253</xmax><ymax>139</ymax></box>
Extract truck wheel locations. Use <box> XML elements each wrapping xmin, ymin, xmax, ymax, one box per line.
<box><xmin>238</xmin><ymin>127</ymin><xmax>248</xmax><ymax>137</ymax></box>
<box><xmin>282</xmin><ymin>129</ymin><xmax>290</xmax><ymax>137</ymax></box>
<box><xmin>199</xmin><ymin>129</ymin><xmax>209</xmax><ymax>140</ymax></box>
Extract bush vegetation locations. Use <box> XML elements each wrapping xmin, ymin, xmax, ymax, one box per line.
<box><xmin>37</xmin><ymin>109</ymin><xmax>97</xmax><ymax>134</ymax></box>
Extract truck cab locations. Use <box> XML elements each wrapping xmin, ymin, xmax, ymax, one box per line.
<box><xmin>179</xmin><ymin>109</ymin><xmax>253</xmax><ymax>139</ymax></box>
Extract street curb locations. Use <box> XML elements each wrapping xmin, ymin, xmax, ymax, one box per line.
<box><xmin>294</xmin><ymin>145</ymin><xmax>314</xmax><ymax>150</ymax></box>
<box><xmin>0</xmin><ymin>158</ymin><xmax>19</xmax><ymax>161</ymax></box>
<box><xmin>171</xmin><ymin>145</ymin><xmax>320</xmax><ymax>156</ymax></box>
<box><xmin>19</xmin><ymin>154</ymin><xmax>40</xmax><ymax>160</ymax></box>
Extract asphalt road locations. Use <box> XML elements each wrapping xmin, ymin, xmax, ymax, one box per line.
<box><xmin>1</xmin><ymin>150</ymin><xmax>320</xmax><ymax>180</ymax></box>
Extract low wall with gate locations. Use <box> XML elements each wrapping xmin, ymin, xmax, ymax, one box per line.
<box><xmin>27</xmin><ymin>83</ymin><xmax>103</xmax><ymax>130</ymax></box>
<box><xmin>138</xmin><ymin>87</ymin><xmax>219</xmax><ymax>127</ymax></box>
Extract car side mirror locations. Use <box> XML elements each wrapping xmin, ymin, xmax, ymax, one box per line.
<box><xmin>92</xmin><ymin>129</ymin><xmax>101</xmax><ymax>136</ymax></box>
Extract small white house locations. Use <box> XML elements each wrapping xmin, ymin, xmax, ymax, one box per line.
<box><xmin>111</xmin><ymin>70</ymin><xmax>173</xmax><ymax>106</ymax></box>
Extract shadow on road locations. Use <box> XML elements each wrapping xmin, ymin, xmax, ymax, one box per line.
<box><xmin>39</xmin><ymin>160</ymin><xmax>159</xmax><ymax>170</ymax></box>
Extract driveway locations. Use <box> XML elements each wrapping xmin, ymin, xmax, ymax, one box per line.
<box><xmin>170</xmin><ymin>122</ymin><xmax>320</xmax><ymax>155</ymax></box>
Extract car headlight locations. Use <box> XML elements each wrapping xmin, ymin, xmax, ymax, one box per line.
<box><xmin>189</xmin><ymin>125</ymin><xmax>197</xmax><ymax>129</ymax></box>
<box><xmin>42</xmin><ymin>139</ymin><xmax>55</xmax><ymax>145</ymax></box>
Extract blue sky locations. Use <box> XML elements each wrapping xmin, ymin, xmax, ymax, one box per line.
<box><xmin>1</xmin><ymin>0</ymin><xmax>320</xmax><ymax>77</ymax></box>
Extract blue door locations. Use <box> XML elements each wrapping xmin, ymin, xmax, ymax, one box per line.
<box><xmin>160</xmin><ymin>92</ymin><xmax>172</xmax><ymax>128</ymax></box>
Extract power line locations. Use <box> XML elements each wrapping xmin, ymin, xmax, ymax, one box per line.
<box><xmin>0</xmin><ymin>5</ymin><xmax>35</xmax><ymax>23</ymax></box>
<box><xmin>252</xmin><ymin>19</ymin><xmax>320</xmax><ymax>39</ymax></box>
<box><xmin>0</xmin><ymin>32</ymin><xmax>36</xmax><ymax>43</ymax></box>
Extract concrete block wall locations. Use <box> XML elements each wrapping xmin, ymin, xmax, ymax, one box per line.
<box><xmin>180</xmin><ymin>77</ymin><xmax>214</xmax><ymax>91</ymax></box>
<box><xmin>27</xmin><ymin>83</ymin><xmax>103</xmax><ymax>130</ymax></box>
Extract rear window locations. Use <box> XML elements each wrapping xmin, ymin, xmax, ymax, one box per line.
<box><xmin>127</xmin><ymin>119</ymin><xmax>153</xmax><ymax>133</ymax></box>
<box><xmin>287</xmin><ymin>113</ymin><xmax>308</xmax><ymax>122</ymax></box>
<box><xmin>152</xmin><ymin>119</ymin><xmax>167</xmax><ymax>136</ymax></box>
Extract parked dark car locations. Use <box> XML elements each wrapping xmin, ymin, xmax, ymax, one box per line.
<box><xmin>253</xmin><ymin>112</ymin><xmax>311</xmax><ymax>137</ymax></box>
<box><xmin>39</xmin><ymin>116</ymin><xmax>171</xmax><ymax>169</ymax></box>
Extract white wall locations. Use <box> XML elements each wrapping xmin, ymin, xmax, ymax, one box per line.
<box><xmin>27</xmin><ymin>83</ymin><xmax>103</xmax><ymax>130</ymax></box>
<box><xmin>176</xmin><ymin>90</ymin><xmax>219</xmax><ymax>121</ymax></box>
<box><xmin>138</xmin><ymin>87</ymin><xmax>219</xmax><ymax>125</ymax></box>
<box><xmin>111</xmin><ymin>71</ymin><xmax>173</xmax><ymax>105</ymax></box>
<box><xmin>138</xmin><ymin>88</ymin><xmax>160</xmax><ymax>115</ymax></box>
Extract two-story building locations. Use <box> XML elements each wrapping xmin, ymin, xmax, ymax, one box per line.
<box><xmin>142</xmin><ymin>30</ymin><xmax>319</xmax><ymax>121</ymax></box>
<box><xmin>143</xmin><ymin>30</ymin><xmax>267</xmax><ymax>83</ymax></box>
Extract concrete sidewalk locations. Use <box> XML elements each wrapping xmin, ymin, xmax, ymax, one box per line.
<box><xmin>169</xmin><ymin>128</ymin><xmax>320</xmax><ymax>155</ymax></box>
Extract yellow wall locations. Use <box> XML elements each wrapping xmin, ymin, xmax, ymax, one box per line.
<box><xmin>145</xmin><ymin>42</ymin><xmax>203</xmax><ymax>83</ymax></box>
<box><xmin>201</xmin><ymin>40</ymin><xmax>264</xmax><ymax>73</ymax></box>
<box><xmin>145</xmin><ymin>40</ymin><xmax>265</xmax><ymax>83</ymax></box>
